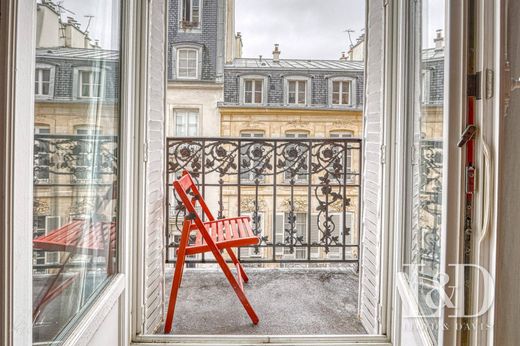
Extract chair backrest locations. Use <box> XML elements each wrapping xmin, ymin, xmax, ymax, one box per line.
<box><xmin>172</xmin><ymin>171</ymin><xmax>215</xmax><ymax>222</ymax></box>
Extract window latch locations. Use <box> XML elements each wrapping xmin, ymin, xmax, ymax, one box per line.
<box><xmin>457</xmin><ymin>125</ymin><xmax>477</xmax><ymax>148</ymax></box>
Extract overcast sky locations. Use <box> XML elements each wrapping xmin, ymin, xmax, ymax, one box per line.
<box><xmin>236</xmin><ymin>0</ymin><xmax>366</xmax><ymax>60</ymax></box>
<box><xmin>39</xmin><ymin>0</ymin><xmax>121</xmax><ymax>50</ymax></box>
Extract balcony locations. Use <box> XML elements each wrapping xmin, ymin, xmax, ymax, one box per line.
<box><xmin>162</xmin><ymin>137</ymin><xmax>365</xmax><ymax>335</ymax></box>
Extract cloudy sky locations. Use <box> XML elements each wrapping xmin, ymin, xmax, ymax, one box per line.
<box><xmin>236</xmin><ymin>0</ymin><xmax>366</xmax><ymax>60</ymax></box>
<box><xmin>39</xmin><ymin>0</ymin><xmax>121</xmax><ymax>50</ymax></box>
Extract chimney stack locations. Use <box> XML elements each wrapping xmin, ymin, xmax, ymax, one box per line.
<box><xmin>434</xmin><ymin>29</ymin><xmax>444</xmax><ymax>51</ymax></box>
<box><xmin>272</xmin><ymin>44</ymin><xmax>281</xmax><ymax>63</ymax></box>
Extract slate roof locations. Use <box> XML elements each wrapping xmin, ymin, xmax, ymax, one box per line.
<box><xmin>36</xmin><ymin>47</ymin><xmax>119</xmax><ymax>61</ymax></box>
<box><xmin>422</xmin><ymin>47</ymin><xmax>444</xmax><ymax>60</ymax></box>
<box><xmin>226</xmin><ymin>58</ymin><xmax>364</xmax><ymax>71</ymax></box>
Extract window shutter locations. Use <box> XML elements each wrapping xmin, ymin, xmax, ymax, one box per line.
<box><xmin>310</xmin><ymin>214</ymin><xmax>319</xmax><ymax>258</ymax></box>
<box><xmin>45</xmin><ymin>216</ymin><xmax>61</xmax><ymax>234</ymax></box>
<box><xmin>275</xmin><ymin>214</ymin><xmax>284</xmax><ymax>256</ymax></box>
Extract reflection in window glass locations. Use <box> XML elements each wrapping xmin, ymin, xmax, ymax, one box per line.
<box><xmin>32</xmin><ymin>0</ymin><xmax>121</xmax><ymax>343</ymax></box>
<box><xmin>408</xmin><ymin>0</ymin><xmax>445</xmax><ymax>343</ymax></box>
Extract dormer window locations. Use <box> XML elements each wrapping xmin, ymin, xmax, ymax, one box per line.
<box><xmin>239</xmin><ymin>75</ymin><xmax>268</xmax><ymax>105</ymax></box>
<box><xmin>181</xmin><ymin>0</ymin><xmax>200</xmax><ymax>28</ymax></box>
<box><xmin>244</xmin><ymin>80</ymin><xmax>263</xmax><ymax>104</ymax></box>
<box><xmin>177</xmin><ymin>48</ymin><xmax>199</xmax><ymax>79</ymax></box>
<box><xmin>35</xmin><ymin>64</ymin><xmax>55</xmax><ymax>99</ymax></box>
<box><xmin>329</xmin><ymin>77</ymin><xmax>356</xmax><ymax>106</ymax></box>
<box><xmin>284</xmin><ymin>77</ymin><xmax>311</xmax><ymax>106</ymax></box>
<box><xmin>74</xmin><ymin>67</ymin><xmax>105</xmax><ymax>99</ymax></box>
<box><xmin>79</xmin><ymin>71</ymin><xmax>102</xmax><ymax>98</ymax></box>
<box><xmin>332</xmin><ymin>80</ymin><xmax>352</xmax><ymax>105</ymax></box>
<box><xmin>288</xmin><ymin>80</ymin><xmax>306</xmax><ymax>104</ymax></box>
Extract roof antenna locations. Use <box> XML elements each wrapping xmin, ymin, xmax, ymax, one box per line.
<box><xmin>343</xmin><ymin>28</ymin><xmax>355</xmax><ymax>48</ymax></box>
<box><xmin>84</xmin><ymin>15</ymin><xmax>94</xmax><ymax>34</ymax></box>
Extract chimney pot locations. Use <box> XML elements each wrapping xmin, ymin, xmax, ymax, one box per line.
<box><xmin>434</xmin><ymin>29</ymin><xmax>444</xmax><ymax>51</ymax></box>
<box><xmin>273</xmin><ymin>44</ymin><xmax>281</xmax><ymax>63</ymax></box>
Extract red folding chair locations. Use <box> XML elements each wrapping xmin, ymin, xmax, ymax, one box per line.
<box><xmin>164</xmin><ymin>171</ymin><xmax>260</xmax><ymax>333</ymax></box>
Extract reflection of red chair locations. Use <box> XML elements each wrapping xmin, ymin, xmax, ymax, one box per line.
<box><xmin>32</xmin><ymin>220</ymin><xmax>116</xmax><ymax>321</ymax></box>
<box><xmin>164</xmin><ymin>171</ymin><xmax>260</xmax><ymax>333</ymax></box>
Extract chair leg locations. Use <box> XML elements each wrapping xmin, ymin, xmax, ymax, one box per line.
<box><xmin>164</xmin><ymin>222</ymin><xmax>190</xmax><ymax>333</ymax></box>
<box><xmin>225</xmin><ymin>247</ymin><xmax>249</xmax><ymax>283</ymax></box>
<box><xmin>208</xmin><ymin>244</ymin><xmax>259</xmax><ymax>324</ymax></box>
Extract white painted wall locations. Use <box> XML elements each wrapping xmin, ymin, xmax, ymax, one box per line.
<box><xmin>166</xmin><ymin>84</ymin><xmax>223</xmax><ymax>137</ymax></box>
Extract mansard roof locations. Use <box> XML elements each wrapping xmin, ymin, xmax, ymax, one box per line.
<box><xmin>36</xmin><ymin>47</ymin><xmax>119</xmax><ymax>61</ymax></box>
<box><xmin>226</xmin><ymin>58</ymin><xmax>364</xmax><ymax>71</ymax></box>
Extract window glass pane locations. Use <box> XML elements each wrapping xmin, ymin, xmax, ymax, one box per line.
<box><xmin>407</xmin><ymin>0</ymin><xmax>445</xmax><ymax>343</ymax></box>
<box><xmin>192</xmin><ymin>0</ymin><xmax>200</xmax><ymax>23</ymax></box>
<box><xmin>42</xmin><ymin>69</ymin><xmax>51</xmax><ymax>82</ymax></box>
<box><xmin>254</xmin><ymin>90</ymin><xmax>262</xmax><ymax>104</ymax></box>
<box><xmin>183</xmin><ymin>0</ymin><xmax>191</xmax><ymax>21</ymax></box>
<box><xmin>32</xmin><ymin>0</ymin><xmax>121</xmax><ymax>342</ymax></box>
<box><xmin>333</xmin><ymin>81</ymin><xmax>340</xmax><ymax>93</ymax></box>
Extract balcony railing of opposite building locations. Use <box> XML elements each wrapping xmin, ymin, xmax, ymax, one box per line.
<box><xmin>166</xmin><ymin>136</ymin><xmax>363</xmax><ymax>265</ymax></box>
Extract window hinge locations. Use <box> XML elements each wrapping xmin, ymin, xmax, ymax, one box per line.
<box><xmin>467</xmin><ymin>71</ymin><xmax>482</xmax><ymax>99</ymax></box>
<box><xmin>143</xmin><ymin>142</ymin><xmax>148</xmax><ymax>162</ymax></box>
<box><xmin>378</xmin><ymin>303</ymin><xmax>383</xmax><ymax>323</ymax></box>
<box><xmin>485</xmin><ymin>68</ymin><xmax>494</xmax><ymax>99</ymax></box>
<box><xmin>380</xmin><ymin>144</ymin><xmax>386</xmax><ymax>165</ymax></box>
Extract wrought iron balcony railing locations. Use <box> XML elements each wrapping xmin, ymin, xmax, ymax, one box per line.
<box><xmin>33</xmin><ymin>134</ymin><xmax>118</xmax><ymax>185</ymax></box>
<box><xmin>166</xmin><ymin>137</ymin><xmax>362</xmax><ymax>265</ymax></box>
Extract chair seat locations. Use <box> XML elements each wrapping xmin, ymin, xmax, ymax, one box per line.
<box><xmin>182</xmin><ymin>216</ymin><xmax>260</xmax><ymax>255</ymax></box>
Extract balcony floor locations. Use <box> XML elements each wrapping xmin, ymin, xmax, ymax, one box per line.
<box><xmin>161</xmin><ymin>267</ymin><xmax>366</xmax><ymax>335</ymax></box>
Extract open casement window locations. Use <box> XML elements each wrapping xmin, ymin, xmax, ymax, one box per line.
<box><xmin>240</xmin><ymin>131</ymin><xmax>265</xmax><ymax>182</ymax></box>
<box><xmin>244</xmin><ymin>79</ymin><xmax>263</xmax><ymax>104</ymax></box>
<box><xmin>177</xmin><ymin>48</ymin><xmax>199</xmax><ymax>79</ymax></box>
<box><xmin>180</xmin><ymin>0</ymin><xmax>201</xmax><ymax>28</ymax></box>
<box><xmin>174</xmin><ymin>109</ymin><xmax>199</xmax><ymax>136</ymax></box>
<box><xmin>284</xmin><ymin>132</ymin><xmax>309</xmax><ymax>183</ymax></box>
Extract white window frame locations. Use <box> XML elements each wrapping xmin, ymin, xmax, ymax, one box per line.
<box><xmin>173</xmin><ymin>109</ymin><xmax>199</xmax><ymax>136</ymax></box>
<box><xmin>328</xmin><ymin>77</ymin><xmax>357</xmax><ymax>106</ymax></box>
<box><xmin>240</xmin><ymin>131</ymin><xmax>265</xmax><ymax>182</ymax></box>
<box><xmin>176</xmin><ymin>48</ymin><xmax>200</xmax><ymax>80</ymax></box>
<box><xmin>275</xmin><ymin>212</ymin><xmax>308</xmax><ymax>260</ymax></box>
<box><xmin>284</xmin><ymin>131</ymin><xmax>309</xmax><ymax>183</ymax></box>
<box><xmin>73</xmin><ymin>66</ymin><xmax>106</xmax><ymax>99</ymax></box>
<box><xmin>330</xmin><ymin>131</ymin><xmax>354</xmax><ymax>182</ymax></box>
<box><xmin>35</xmin><ymin>64</ymin><xmax>55</xmax><ymax>99</ymax></box>
<box><xmin>178</xmin><ymin>0</ymin><xmax>202</xmax><ymax>30</ymax></box>
<box><xmin>284</xmin><ymin>76</ymin><xmax>311</xmax><ymax>106</ymax></box>
<box><xmin>239</xmin><ymin>75</ymin><xmax>268</xmax><ymax>105</ymax></box>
